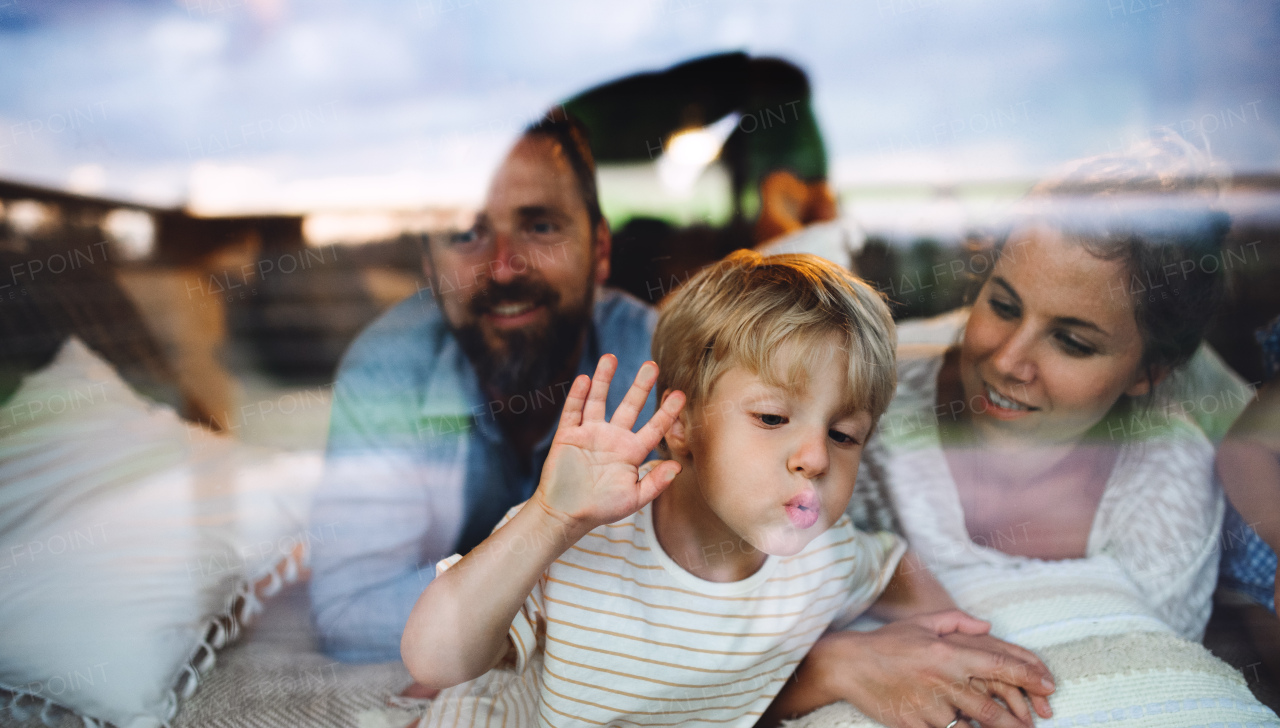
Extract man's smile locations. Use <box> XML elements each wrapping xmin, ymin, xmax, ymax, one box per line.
<box><xmin>484</xmin><ymin>301</ymin><xmax>546</xmax><ymax>328</ymax></box>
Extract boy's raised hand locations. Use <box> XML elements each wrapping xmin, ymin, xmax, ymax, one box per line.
<box><xmin>402</xmin><ymin>357</ymin><xmax>683</xmax><ymax>690</ymax></box>
<box><xmin>533</xmin><ymin>355</ymin><xmax>685</xmax><ymax>535</ymax></box>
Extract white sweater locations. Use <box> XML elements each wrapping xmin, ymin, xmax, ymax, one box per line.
<box><xmin>853</xmin><ymin>319</ymin><xmax>1223</xmax><ymax>641</ymax></box>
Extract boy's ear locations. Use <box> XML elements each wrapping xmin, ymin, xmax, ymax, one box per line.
<box><xmin>662</xmin><ymin>389</ymin><xmax>693</xmax><ymax>458</ymax></box>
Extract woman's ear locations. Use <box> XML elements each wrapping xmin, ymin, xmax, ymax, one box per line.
<box><xmin>1124</xmin><ymin>364</ymin><xmax>1169</xmax><ymax>398</ymax></box>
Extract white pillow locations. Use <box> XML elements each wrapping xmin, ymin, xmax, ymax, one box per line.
<box><xmin>0</xmin><ymin>337</ymin><xmax>322</xmax><ymax>728</ymax></box>
<box><xmin>785</xmin><ymin>559</ymin><xmax>1278</xmax><ymax>728</ymax></box>
<box><xmin>755</xmin><ymin>218</ymin><xmax>867</xmax><ymax>268</ymax></box>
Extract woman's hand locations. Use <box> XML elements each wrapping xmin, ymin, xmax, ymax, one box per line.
<box><xmin>532</xmin><ymin>355</ymin><xmax>685</xmax><ymax>535</ymax></box>
<box><xmin>791</xmin><ymin>611</ymin><xmax>1054</xmax><ymax>728</ymax></box>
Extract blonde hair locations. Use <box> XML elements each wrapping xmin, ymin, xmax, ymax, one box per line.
<box><xmin>652</xmin><ymin>250</ymin><xmax>897</xmax><ymax>424</ymax></box>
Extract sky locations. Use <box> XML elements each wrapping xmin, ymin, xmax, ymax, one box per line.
<box><xmin>0</xmin><ymin>0</ymin><xmax>1276</xmax><ymax>222</ymax></box>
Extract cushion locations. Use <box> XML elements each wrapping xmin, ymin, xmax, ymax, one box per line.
<box><xmin>755</xmin><ymin>218</ymin><xmax>867</xmax><ymax>269</ymax></box>
<box><xmin>784</xmin><ymin>559</ymin><xmax>1279</xmax><ymax>727</ymax></box>
<box><xmin>0</xmin><ymin>337</ymin><xmax>322</xmax><ymax>728</ymax></box>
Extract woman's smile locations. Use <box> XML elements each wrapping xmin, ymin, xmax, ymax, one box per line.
<box><xmin>979</xmin><ymin>381</ymin><xmax>1039</xmax><ymax>419</ymax></box>
<box><xmin>959</xmin><ymin>225</ymin><xmax>1150</xmax><ymax>446</ymax></box>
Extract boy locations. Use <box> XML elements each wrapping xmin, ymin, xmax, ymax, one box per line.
<box><xmin>403</xmin><ymin>251</ymin><xmax>1046</xmax><ymax>727</ymax></box>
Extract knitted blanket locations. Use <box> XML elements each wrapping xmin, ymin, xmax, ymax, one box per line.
<box><xmin>784</xmin><ymin>558</ymin><xmax>1279</xmax><ymax>728</ymax></box>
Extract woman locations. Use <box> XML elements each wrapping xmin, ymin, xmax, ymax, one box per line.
<box><xmin>869</xmin><ymin>139</ymin><xmax>1228</xmax><ymax>640</ymax></box>
<box><xmin>763</xmin><ymin>134</ymin><xmax>1271</xmax><ymax>728</ymax></box>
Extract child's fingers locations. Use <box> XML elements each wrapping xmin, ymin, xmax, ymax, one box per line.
<box><xmin>952</xmin><ymin>688</ymin><xmax>1027</xmax><ymax>728</ymax></box>
<box><xmin>983</xmin><ymin>680</ymin><xmax>1032</xmax><ymax>725</ymax></box>
<box><xmin>1029</xmin><ymin>693</ymin><xmax>1053</xmax><ymax>720</ymax></box>
<box><xmin>945</xmin><ymin>634</ymin><xmax>1052</xmax><ymax>695</ymax></box>
<box><xmin>583</xmin><ymin>354</ymin><xmax>617</xmax><ymax>423</ymax></box>
<box><xmin>636</xmin><ymin>461</ymin><xmax>680</xmax><ymax>507</ymax></box>
<box><xmin>636</xmin><ymin>390</ymin><xmax>686</xmax><ymax>451</ymax></box>
<box><xmin>916</xmin><ymin>609</ymin><xmax>990</xmax><ymax>636</ymax></box>
<box><xmin>990</xmin><ymin>643</ymin><xmax>1051</xmax><ymax>687</ymax></box>
<box><xmin>951</xmin><ymin>614</ymin><xmax>993</xmax><ymax>636</ymax></box>
<box><xmin>558</xmin><ymin>374</ymin><xmax>592</xmax><ymax>430</ymax></box>
<box><xmin>609</xmin><ymin>361</ymin><xmax>658</xmax><ymax>432</ymax></box>
<box><xmin>941</xmin><ymin>635</ymin><xmax>1054</xmax><ymax>699</ymax></box>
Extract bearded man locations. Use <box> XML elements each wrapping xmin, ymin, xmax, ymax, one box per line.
<box><xmin>310</xmin><ymin>114</ymin><xmax>656</xmax><ymax>663</ymax></box>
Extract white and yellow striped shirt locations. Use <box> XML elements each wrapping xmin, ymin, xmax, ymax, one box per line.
<box><xmin>421</xmin><ymin>502</ymin><xmax>904</xmax><ymax>728</ymax></box>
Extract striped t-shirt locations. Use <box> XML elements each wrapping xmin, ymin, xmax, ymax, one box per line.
<box><xmin>421</xmin><ymin>502</ymin><xmax>905</xmax><ymax>728</ymax></box>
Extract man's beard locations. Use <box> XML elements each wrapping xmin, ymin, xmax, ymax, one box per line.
<box><xmin>449</xmin><ymin>276</ymin><xmax>593</xmax><ymax>402</ymax></box>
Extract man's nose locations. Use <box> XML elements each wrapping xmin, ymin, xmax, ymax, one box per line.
<box><xmin>787</xmin><ymin>428</ymin><xmax>829</xmax><ymax>479</ymax></box>
<box><xmin>991</xmin><ymin>325</ymin><xmax>1037</xmax><ymax>384</ymax></box>
<box><xmin>487</xmin><ymin>231</ymin><xmax>524</xmax><ymax>285</ymax></box>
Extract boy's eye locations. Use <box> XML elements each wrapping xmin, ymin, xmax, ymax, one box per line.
<box><xmin>828</xmin><ymin>429</ymin><xmax>859</xmax><ymax>446</ymax></box>
<box><xmin>530</xmin><ymin>221</ymin><xmax>556</xmax><ymax>234</ymax></box>
<box><xmin>756</xmin><ymin>414</ymin><xmax>786</xmax><ymax>426</ymax></box>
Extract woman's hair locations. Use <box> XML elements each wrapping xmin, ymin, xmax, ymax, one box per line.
<box><xmin>652</xmin><ymin>250</ymin><xmax>897</xmax><ymax>422</ymax></box>
<box><xmin>988</xmin><ymin>130</ymin><xmax>1231</xmax><ymax>389</ymax></box>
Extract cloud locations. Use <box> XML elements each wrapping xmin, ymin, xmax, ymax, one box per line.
<box><xmin>0</xmin><ymin>0</ymin><xmax>1275</xmax><ymax>215</ymax></box>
